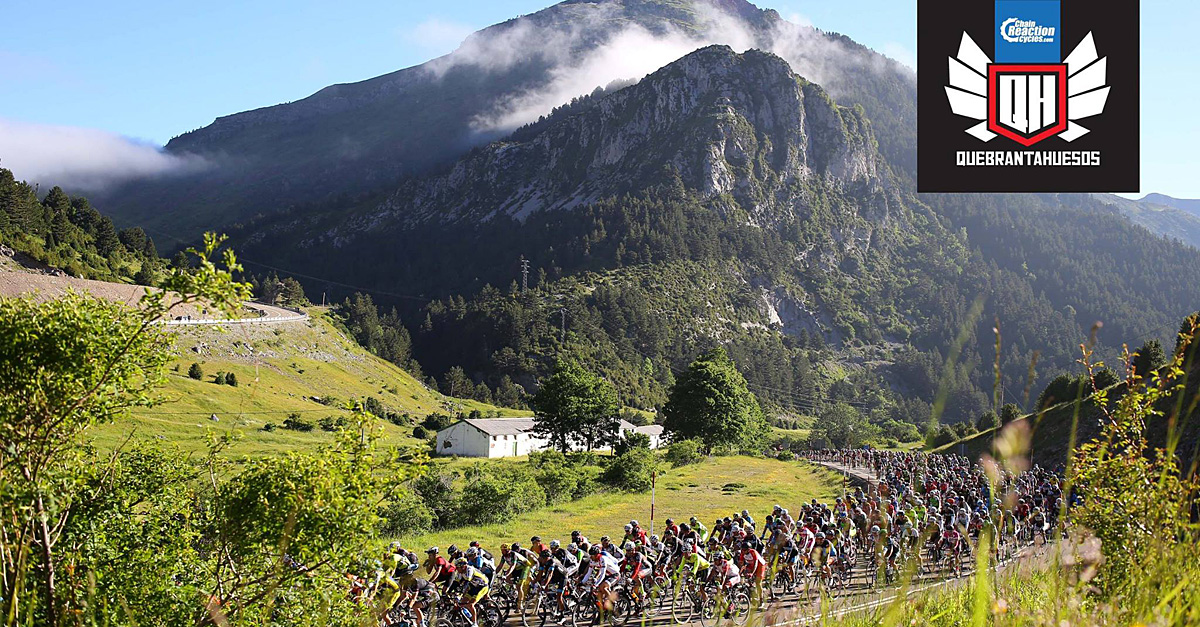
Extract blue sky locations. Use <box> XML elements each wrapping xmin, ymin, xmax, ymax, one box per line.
<box><xmin>0</xmin><ymin>0</ymin><xmax>1196</xmax><ymax>197</ymax></box>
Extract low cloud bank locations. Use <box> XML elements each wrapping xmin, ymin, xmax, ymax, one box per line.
<box><xmin>0</xmin><ymin>118</ymin><xmax>205</xmax><ymax>192</ymax></box>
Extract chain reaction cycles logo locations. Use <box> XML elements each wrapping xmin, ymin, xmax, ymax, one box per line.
<box><xmin>918</xmin><ymin>0</ymin><xmax>1139</xmax><ymax>193</ymax></box>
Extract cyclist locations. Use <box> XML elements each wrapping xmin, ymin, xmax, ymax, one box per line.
<box><xmin>447</xmin><ymin>557</ymin><xmax>490</xmax><ymax>627</ymax></box>
<box><xmin>689</xmin><ymin>516</ymin><xmax>709</xmax><ymax>543</ymax></box>
<box><xmin>423</xmin><ymin>547</ymin><xmax>457</xmax><ymax>592</ymax></box>
<box><xmin>534</xmin><ymin>549</ymin><xmax>571</xmax><ymax>618</ymax></box>
<box><xmin>465</xmin><ymin>546</ymin><xmax>494</xmax><ymax>582</ymax></box>
<box><xmin>599</xmin><ymin>536</ymin><xmax>624</xmax><ymax>560</ymax></box>
<box><xmin>581</xmin><ymin>546</ymin><xmax>621</xmax><ymax>612</ymax></box>
<box><xmin>736</xmin><ymin>540</ymin><xmax>767</xmax><ymax>602</ymax></box>
<box><xmin>620</xmin><ymin>543</ymin><xmax>651</xmax><ymax>603</ymax></box>
<box><xmin>404</xmin><ymin>576</ymin><xmax>440</xmax><ymax>627</ymax></box>
<box><xmin>497</xmin><ymin>542</ymin><xmax>533</xmax><ymax>603</ymax></box>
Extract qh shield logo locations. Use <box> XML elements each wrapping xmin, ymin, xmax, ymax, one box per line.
<box><xmin>918</xmin><ymin>0</ymin><xmax>1139</xmax><ymax>193</ymax></box>
<box><xmin>946</xmin><ymin>31</ymin><xmax>1109</xmax><ymax>147</ymax></box>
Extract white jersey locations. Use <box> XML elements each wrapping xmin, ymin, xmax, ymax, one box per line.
<box><xmin>581</xmin><ymin>554</ymin><xmax>620</xmax><ymax>586</ymax></box>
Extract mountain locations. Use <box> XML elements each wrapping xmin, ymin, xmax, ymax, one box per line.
<box><xmin>1084</xmin><ymin>193</ymin><xmax>1200</xmax><ymax>249</ymax></box>
<box><xmin>231</xmin><ymin>45</ymin><xmax>1200</xmax><ymax>426</ymax></box>
<box><xmin>95</xmin><ymin>0</ymin><xmax>915</xmax><ymax>236</ymax></box>
<box><xmin>1140</xmin><ymin>193</ymin><xmax>1200</xmax><ymax>217</ymax></box>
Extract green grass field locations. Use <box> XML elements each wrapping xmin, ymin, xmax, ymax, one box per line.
<box><xmin>88</xmin><ymin>308</ymin><xmax>525</xmax><ymax>459</ymax></box>
<box><xmin>398</xmin><ymin>456</ymin><xmax>842</xmax><ymax>550</ymax></box>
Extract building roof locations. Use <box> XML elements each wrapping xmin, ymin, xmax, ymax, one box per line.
<box><xmin>634</xmin><ymin>424</ymin><xmax>664</xmax><ymax>436</ymax></box>
<box><xmin>447</xmin><ymin>417</ymin><xmax>640</xmax><ymax>437</ymax></box>
<box><xmin>460</xmin><ymin>417</ymin><xmax>537</xmax><ymax>436</ymax></box>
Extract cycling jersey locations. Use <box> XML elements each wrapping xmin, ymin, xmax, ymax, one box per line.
<box><xmin>581</xmin><ymin>554</ymin><xmax>621</xmax><ymax>587</ymax></box>
<box><xmin>738</xmin><ymin>549</ymin><xmax>767</xmax><ymax>578</ymax></box>
<box><xmin>711</xmin><ymin>560</ymin><xmax>741</xmax><ymax>587</ymax></box>
<box><xmin>676</xmin><ymin>553</ymin><xmax>711</xmax><ymax>580</ymax></box>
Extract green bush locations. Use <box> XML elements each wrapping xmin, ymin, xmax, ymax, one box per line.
<box><xmin>378</xmin><ymin>491</ymin><xmax>435</xmax><ymax>537</ymax></box>
<box><xmin>213</xmin><ymin>371</ymin><xmax>227</xmax><ymax>385</ymax></box>
<box><xmin>226</xmin><ymin>372</ymin><xmax>238</xmax><ymax>386</ymax></box>
<box><xmin>319</xmin><ymin>415</ymin><xmax>347</xmax><ymax>432</ymax></box>
<box><xmin>664</xmin><ymin>439</ymin><xmax>704</xmax><ymax>467</ymax></box>
<box><xmin>927</xmin><ymin>425</ymin><xmax>957</xmax><ymax>448</ymax></box>
<box><xmin>602</xmin><ymin>449</ymin><xmax>658</xmax><ymax>492</ymax></box>
<box><xmin>614</xmin><ymin>431</ymin><xmax>651</xmax><ymax>456</ymax></box>
<box><xmin>188</xmin><ymin>362</ymin><xmax>203</xmax><ymax>380</ymax></box>
<box><xmin>412</xmin><ymin>426</ymin><xmax>430</xmax><ymax>439</ymax></box>
<box><xmin>458</xmin><ymin>466</ymin><xmax>545</xmax><ymax>525</ymax></box>
<box><xmin>282</xmin><ymin>414</ymin><xmax>314</xmax><ymax>432</ymax></box>
<box><xmin>775</xmin><ymin>450</ymin><xmax>794</xmax><ymax>462</ymax></box>
<box><xmin>261</xmin><ymin>422</ymin><xmax>277</xmax><ymax>432</ymax></box>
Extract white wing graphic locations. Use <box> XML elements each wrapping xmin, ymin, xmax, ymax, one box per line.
<box><xmin>1061</xmin><ymin>32</ymin><xmax>1110</xmax><ymax>142</ymax></box>
<box><xmin>945</xmin><ymin>33</ymin><xmax>996</xmax><ymax>141</ymax></box>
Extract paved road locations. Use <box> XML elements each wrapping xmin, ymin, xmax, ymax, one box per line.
<box><xmin>161</xmin><ymin>301</ymin><xmax>308</xmax><ymax>326</ymax></box>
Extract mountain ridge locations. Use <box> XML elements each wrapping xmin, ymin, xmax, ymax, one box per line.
<box><xmin>95</xmin><ymin>0</ymin><xmax>916</xmax><ymax>236</ymax></box>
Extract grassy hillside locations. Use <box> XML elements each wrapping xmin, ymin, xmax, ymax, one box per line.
<box><xmin>398</xmin><ymin>456</ymin><xmax>841</xmax><ymax>549</ymax></box>
<box><xmin>90</xmin><ymin>307</ymin><xmax>525</xmax><ymax>458</ymax></box>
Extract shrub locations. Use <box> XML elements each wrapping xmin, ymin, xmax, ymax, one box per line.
<box><xmin>377</xmin><ymin>491</ymin><xmax>434</xmax><ymax>537</ymax></box>
<box><xmin>976</xmin><ymin>410</ymin><xmax>999</xmax><ymax>431</ymax></box>
<box><xmin>602</xmin><ymin>449</ymin><xmax>658</xmax><ymax>492</ymax></box>
<box><xmin>319</xmin><ymin>415</ymin><xmax>347</xmax><ymax>432</ymax></box>
<box><xmin>458</xmin><ymin>466</ymin><xmax>545</xmax><ymax>525</ymax></box>
<box><xmin>927</xmin><ymin>425</ymin><xmax>957</xmax><ymax>448</ymax></box>
<box><xmin>188</xmin><ymin>362</ymin><xmax>203</xmax><ymax>380</ymax></box>
<box><xmin>261</xmin><ymin>422</ymin><xmax>277</xmax><ymax>432</ymax></box>
<box><xmin>213</xmin><ymin>372</ymin><xmax>227</xmax><ymax>385</ymax></box>
<box><xmin>775</xmin><ymin>450</ymin><xmax>794</xmax><ymax>462</ymax></box>
<box><xmin>225</xmin><ymin>372</ymin><xmax>238</xmax><ymax>386</ymax></box>
<box><xmin>664</xmin><ymin>439</ymin><xmax>704</xmax><ymax>467</ymax></box>
<box><xmin>614</xmin><ymin>431</ymin><xmax>651</xmax><ymax>456</ymax></box>
<box><xmin>282</xmin><ymin>413</ymin><xmax>314</xmax><ymax>432</ymax></box>
<box><xmin>412</xmin><ymin>426</ymin><xmax>430</xmax><ymax>439</ymax></box>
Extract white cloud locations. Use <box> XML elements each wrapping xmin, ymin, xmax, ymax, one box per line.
<box><xmin>403</xmin><ymin>18</ymin><xmax>477</xmax><ymax>56</ymax></box>
<box><xmin>420</xmin><ymin>1</ymin><xmax>910</xmax><ymax>135</ymax></box>
<box><xmin>0</xmin><ymin>118</ymin><xmax>205</xmax><ymax>192</ymax></box>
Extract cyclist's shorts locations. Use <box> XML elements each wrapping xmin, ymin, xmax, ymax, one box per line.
<box><xmin>466</xmin><ymin>583</ymin><xmax>489</xmax><ymax>603</ymax></box>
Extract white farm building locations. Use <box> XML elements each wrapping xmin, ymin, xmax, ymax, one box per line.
<box><xmin>435</xmin><ymin>417</ymin><xmax>663</xmax><ymax>458</ymax></box>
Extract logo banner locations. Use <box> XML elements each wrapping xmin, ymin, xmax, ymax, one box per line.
<box><xmin>918</xmin><ymin>0</ymin><xmax>1139</xmax><ymax>192</ymax></box>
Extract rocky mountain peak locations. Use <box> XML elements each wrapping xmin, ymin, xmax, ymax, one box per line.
<box><xmin>371</xmin><ymin>45</ymin><xmax>881</xmax><ymax>231</ymax></box>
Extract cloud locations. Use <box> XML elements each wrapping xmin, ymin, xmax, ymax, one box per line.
<box><xmin>0</xmin><ymin>118</ymin><xmax>206</xmax><ymax>192</ymax></box>
<box><xmin>403</xmin><ymin>18</ymin><xmax>477</xmax><ymax>56</ymax></box>
<box><xmin>417</xmin><ymin>1</ymin><xmax>909</xmax><ymax>135</ymax></box>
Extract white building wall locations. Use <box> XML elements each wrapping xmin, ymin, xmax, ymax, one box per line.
<box><xmin>436</xmin><ymin>422</ymin><xmax>490</xmax><ymax>457</ymax></box>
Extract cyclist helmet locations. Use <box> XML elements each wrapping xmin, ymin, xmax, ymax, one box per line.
<box><xmin>650</xmin><ymin>535</ymin><xmax>660</xmax><ymax>543</ymax></box>
<box><xmin>426</xmin><ymin>547</ymin><xmax>439</xmax><ymax>554</ymax></box>
<box><xmin>870</xmin><ymin>526</ymin><xmax>880</xmax><ymax>534</ymax></box>
<box><xmin>448</xmin><ymin>544</ymin><xmax>460</xmax><ymax>555</ymax></box>
<box><xmin>681</xmin><ymin>543</ymin><xmax>694</xmax><ymax>555</ymax></box>
<box><xmin>500</xmin><ymin>543</ymin><xmax>511</xmax><ymax>551</ymax></box>
<box><xmin>389</xmin><ymin>541</ymin><xmax>404</xmax><ymax>552</ymax></box>
<box><xmin>470</xmin><ymin>541</ymin><xmax>482</xmax><ymax>548</ymax></box>
<box><xmin>540</xmin><ymin>549</ymin><xmax>552</xmax><ymax>560</ymax></box>
<box><xmin>600</xmin><ymin>536</ymin><xmax>610</xmax><ymax>544</ymax></box>
<box><xmin>589</xmin><ymin>546</ymin><xmax>602</xmax><ymax>558</ymax></box>
<box><xmin>466</xmin><ymin>547</ymin><xmax>479</xmax><ymax>559</ymax></box>
<box><xmin>549</xmin><ymin>539</ymin><xmax>561</xmax><ymax>549</ymax></box>
<box><xmin>623</xmin><ymin>541</ymin><xmax>635</xmax><ymax>551</ymax></box>
<box><xmin>454</xmin><ymin>557</ymin><xmax>468</xmax><ymax>568</ymax></box>
<box><xmin>630</xmin><ymin>520</ymin><xmax>639</xmax><ymax>527</ymax></box>
<box><xmin>511</xmin><ymin>542</ymin><xmax>522</xmax><ymax>551</ymax></box>
<box><xmin>531</xmin><ymin>536</ymin><xmax>541</xmax><ymax>543</ymax></box>
<box><xmin>689</xmin><ymin>516</ymin><xmax>699</xmax><ymax>524</ymax></box>
<box><xmin>815</xmin><ymin>532</ymin><xmax>826</xmax><ymax>540</ymax></box>
<box><xmin>741</xmin><ymin>509</ymin><xmax>750</xmax><ymax>517</ymax></box>
<box><xmin>567</xmin><ymin>543</ymin><xmax>579</xmax><ymax>553</ymax></box>
<box><xmin>679</xmin><ymin>523</ymin><xmax>691</xmax><ymax>533</ymax></box>
<box><xmin>624</xmin><ymin>524</ymin><xmax>633</xmax><ymax>532</ymax></box>
<box><xmin>740</xmin><ymin>541</ymin><xmax>752</xmax><ymax>550</ymax></box>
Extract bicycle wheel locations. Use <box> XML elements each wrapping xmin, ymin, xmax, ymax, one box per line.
<box><xmin>521</xmin><ymin>593</ymin><xmax>544</xmax><ymax>627</ymax></box>
<box><xmin>730</xmin><ymin>592</ymin><xmax>752</xmax><ymax>626</ymax></box>
<box><xmin>670</xmin><ymin>589</ymin><xmax>696</xmax><ymax>625</ymax></box>
<box><xmin>572</xmin><ymin>600</ymin><xmax>598</xmax><ymax>627</ymax></box>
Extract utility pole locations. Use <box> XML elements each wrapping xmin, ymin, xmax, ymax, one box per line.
<box><xmin>520</xmin><ymin>256</ymin><xmax>530</xmax><ymax>292</ymax></box>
